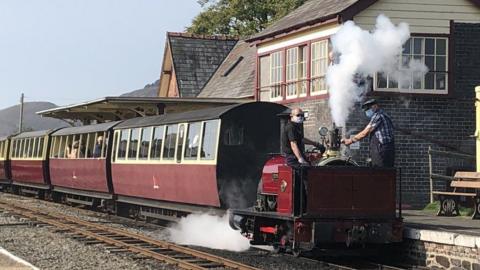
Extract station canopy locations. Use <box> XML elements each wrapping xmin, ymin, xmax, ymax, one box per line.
<box><xmin>36</xmin><ymin>96</ymin><xmax>249</xmax><ymax>124</ymax></box>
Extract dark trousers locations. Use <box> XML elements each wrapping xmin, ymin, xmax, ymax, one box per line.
<box><xmin>370</xmin><ymin>138</ymin><xmax>395</xmax><ymax>167</ymax></box>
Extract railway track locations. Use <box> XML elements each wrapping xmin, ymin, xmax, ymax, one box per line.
<box><xmin>0</xmin><ymin>198</ymin><xmax>259</xmax><ymax>270</ymax></box>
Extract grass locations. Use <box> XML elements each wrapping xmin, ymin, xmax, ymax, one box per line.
<box><xmin>423</xmin><ymin>201</ymin><xmax>474</xmax><ymax>216</ymax></box>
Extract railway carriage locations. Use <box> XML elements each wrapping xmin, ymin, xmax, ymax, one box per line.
<box><xmin>110</xmin><ymin>102</ymin><xmax>286</xmax><ymax>219</ymax></box>
<box><xmin>9</xmin><ymin>130</ymin><xmax>53</xmax><ymax>196</ymax></box>
<box><xmin>0</xmin><ymin>136</ymin><xmax>11</xmax><ymax>188</ymax></box>
<box><xmin>49</xmin><ymin>122</ymin><xmax>119</xmax><ymax>208</ymax></box>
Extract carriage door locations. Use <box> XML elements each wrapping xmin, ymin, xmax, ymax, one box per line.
<box><xmin>176</xmin><ymin>124</ymin><xmax>186</xmax><ymax>163</ymax></box>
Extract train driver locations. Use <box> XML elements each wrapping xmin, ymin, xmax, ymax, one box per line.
<box><xmin>283</xmin><ymin>107</ymin><xmax>325</xmax><ymax>167</ymax></box>
<box><xmin>342</xmin><ymin>99</ymin><xmax>395</xmax><ymax>167</ymax></box>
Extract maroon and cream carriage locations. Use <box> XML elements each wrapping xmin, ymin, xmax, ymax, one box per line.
<box><xmin>49</xmin><ymin>122</ymin><xmax>119</xmax><ymax>207</ymax></box>
<box><xmin>0</xmin><ymin>136</ymin><xmax>11</xmax><ymax>189</ymax></box>
<box><xmin>9</xmin><ymin>130</ymin><xmax>53</xmax><ymax>197</ymax></box>
<box><xmin>110</xmin><ymin>102</ymin><xmax>286</xmax><ymax>219</ymax></box>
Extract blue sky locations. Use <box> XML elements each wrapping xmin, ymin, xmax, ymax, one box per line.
<box><xmin>0</xmin><ymin>0</ymin><xmax>202</xmax><ymax>110</ymax></box>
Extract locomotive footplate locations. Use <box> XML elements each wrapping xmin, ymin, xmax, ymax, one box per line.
<box><xmin>230</xmin><ymin>208</ymin><xmax>294</xmax><ymax>221</ymax></box>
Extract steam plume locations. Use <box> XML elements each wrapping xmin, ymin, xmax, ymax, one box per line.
<box><xmin>327</xmin><ymin>14</ymin><xmax>428</xmax><ymax>127</ymax></box>
<box><xmin>167</xmin><ymin>213</ymin><xmax>250</xmax><ymax>252</ymax></box>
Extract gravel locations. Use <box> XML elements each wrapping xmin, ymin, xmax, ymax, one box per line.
<box><xmin>0</xmin><ymin>193</ymin><xmax>336</xmax><ymax>270</ymax></box>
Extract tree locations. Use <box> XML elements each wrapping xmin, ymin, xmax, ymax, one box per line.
<box><xmin>187</xmin><ymin>0</ymin><xmax>306</xmax><ymax>37</ymax></box>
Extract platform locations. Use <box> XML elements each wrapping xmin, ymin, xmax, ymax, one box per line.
<box><xmin>0</xmin><ymin>248</ymin><xmax>38</xmax><ymax>270</ymax></box>
<box><xmin>402</xmin><ymin>210</ymin><xmax>480</xmax><ymax>268</ymax></box>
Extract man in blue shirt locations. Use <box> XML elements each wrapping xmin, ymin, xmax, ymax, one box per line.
<box><xmin>342</xmin><ymin>99</ymin><xmax>395</xmax><ymax>167</ymax></box>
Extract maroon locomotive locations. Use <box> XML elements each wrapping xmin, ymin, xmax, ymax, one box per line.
<box><xmin>229</xmin><ymin>124</ymin><xmax>403</xmax><ymax>254</ymax></box>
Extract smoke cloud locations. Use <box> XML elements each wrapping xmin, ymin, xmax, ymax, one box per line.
<box><xmin>167</xmin><ymin>213</ymin><xmax>250</xmax><ymax>252</ymax></box>
<box><xmin>327</xmin><ymin>14</ymin><xmax>428</xmax><ymax>127</ymax></box>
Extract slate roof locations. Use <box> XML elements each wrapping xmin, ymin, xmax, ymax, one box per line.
<box><xmin>198</xmin><ymin>40</ymin><xmax>256</xmax><ymax>99</ymax></box>
<box><xmin>247</xmin><ymin>0</ymin><xmax>360</xmax><ymax>42</ymax></box>
<box><xmin>168</xmin><ymin>33</ymin><xmax>238</xmax><ymax>97</ymax></box>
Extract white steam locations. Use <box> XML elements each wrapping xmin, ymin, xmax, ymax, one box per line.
<box><xmin>327</xmin><ymin>14</ymin><xmax>428</xmax><ymax>126</ymax></box>
<box><xmin>167</xmin><ymin>213</ymin><xmax>250</xmax><ymax>252</ymax></box>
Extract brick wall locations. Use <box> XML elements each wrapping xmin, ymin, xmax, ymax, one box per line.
<box><xmin>401</xmin><ymin>239</ymin><xmax>480</xmax><ymax>269</ymax></box>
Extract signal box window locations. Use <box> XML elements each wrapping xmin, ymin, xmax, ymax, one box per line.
<box><xmin>184</xmin><ymin>122</ymin><xmax>201</xmax><ymax>160</ymax></box>
<box><xmin>163</xmin><ymin>124</ymin><xmax>178</xmax><ymax>160</ymax></box>
<box><xmin>150</xmin><ymin>126</ymin><xmax>164</xmax><ymax>160</ymax></box>
<box><xmin>200</xmin><ymin>120</ymin><xmax>219</xmax><ymax>160</ymax></box>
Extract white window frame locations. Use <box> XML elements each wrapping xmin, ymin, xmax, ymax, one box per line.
<box><xmin>270</xmin><ymin>51</ymin><xmax>283</xmax><ymax>101</ymax></box>
<box><xmin>310</xmin><ymin>40</ymin><xmax>328</xmax><ymax>96</ymax></box>
<box><xmin>375</xmin><ymin>36</ymin><xmax>448</xmax><ymax>94</ymax></box>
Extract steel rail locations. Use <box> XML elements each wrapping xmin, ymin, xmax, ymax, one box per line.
<box><xmin>0</xmin><ymin>199</ymin><xmax>260</xmax><ymax>270</ymax></box>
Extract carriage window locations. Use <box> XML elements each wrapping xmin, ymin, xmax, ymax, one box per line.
<box><xmin>28</xmin><ymin>138</ymin><xmax>34</xmax><ymax>158</ymax></box>
<box><xmin>128</xmin><ymin>128</ymin><xmax>140</xmax><ymax>160</ymax></box>
<box><xmin>163</xmin><ymin>124</ymin><xmax>177</xmax><ymax>160</ymax></box>
<box><xmin>13</xmin><ymin>140</ymin><xmax>19</xmax><ymax>158</ymax></box>
<box><xmin>0</xmin><ymin>141</ymin><xmax>3</xmax><ymax>159</ymax></box>
<box><xmin>111</xmin><ymin>131</ymin><xmax>118</xmax><ymax>162</ymax></box>
<box><xmin>139</xmin><ymin>127</ymin><xmax>151</xmax><ymax>160</ymax></box>
<box><xmin>37</xmin><ymin>137</ymin><xmax>44</xmax><ymax>158</ymax></box>
<box><xmin>150</xmin><ymin>126</ymin><xmax>164</xmax><ymax>160</ymax></box>
<box><xmin>176</xmin><ymin>124</ymin><xmax>185</xmax><ymax>163</ymax></box>
<box><xmin>200</xmin><ymin>120</ymin><xmax>220</xmax><ymax>160</ymax></box>
<box><xmin>91</xmin><ymin>132</ymin><xmax>106</xmax><ymax>158</ymax></box>
<box><xmin>17</xmin><ymin>140</ymin><xmax>23</xmax><ymax>158</ymax></box>
<box><xmin>59</xmin><ymin>136</ymin><xmax>67</xmax><ymax>158</ymax></box>
<box><xmin>32</xmin><ymin>137</ymin><xmax>38</xmax><ymax>158</ymax></box>
<box><xmin>117</xmin><ymin>129</ymin><xmax>129</xmax><ymax>160</ymax></box>
<box><xmin>184</xmin><ymin>122</ymin><xmax>201</xmax><ymax>160</ymax></box>
<box><xmin>102</xmin><ymin>132</ymin><xmax>108</xmax><ymax>158</ymax></box>
<box><xmin>22</xmin><ymin>139</ymin><xmax>28</xmax><ymax>158</ymax></box>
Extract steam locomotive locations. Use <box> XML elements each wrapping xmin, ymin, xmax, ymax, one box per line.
<box><xmin>0</xmin><ymin>102</ymin><xmax>402</xmax><ymax>254</ymax></box>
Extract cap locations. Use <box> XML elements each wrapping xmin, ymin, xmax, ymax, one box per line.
<box><xmin>361</xmin><ymin>99</ymin><xmax>378</xmax><ymax>110</ymax></box>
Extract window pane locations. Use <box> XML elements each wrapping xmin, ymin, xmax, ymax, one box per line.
<box><xmin>436</xmin><ymin>73</ymin><xmax>446</xmax><ymax>90</ymax></box>
<box><xmin>28</xmin><ymin>139</ymin><xmax>34</xmax><ymax>158</ymax></box>
<box><xmin>139</xmin><ymin>127</ymin><xmax>152</xmax><ymax>159</ymax></box>
<box><xmin>425</xmin><ymin>56</ymin><xmax>434</xmax><ymax>71</ymax></box>
<box><xmin>378</xmin><ymin>74</ymin><xmax>387</xmax><ymax>88</ymax></box>
<box><xmin>32</xmin><ymin>138</ymin><xmax>38</xmax><ymax>158</ymax></box>
<box><xmin>388</xmin><ymin>79</ymin><xmax>398</xmax><ymax>89</ymax></box>
<box><xmin>200</xmin><ymin>120</ymin><xmax>219</xmax><ymax>160</ymax></box>
<box><xmin>413</xmin><ymin>74</ymin><xmax>422</xmax><ymax>89</ymax></box>
<box><xmin>128</xmin><ymin>128</ymin><xmax>140</xmax><ymax>160</ymax></box>
<box><xmin>402</xmin><ymin>38</ymin><xmax>411</xmax><ymax>54</ymax></box>
<box><xmin>150</xmin><ymin>126</ymin><xmax>164</xmax><ymax>160</ymax></box>
<box><xmin>163</xmin><ymin>124</ymin><xmax>177</xmax><ymax>160</ymax></box>
<box><xmin>436</xmin><ymin>56</ymin><xmax>446</xmax><ymax>72</ymax></box>
<box><xmin>425</xmin><ymin>72</ymin><xmax>435</xmax><ymax>89</ymax></box>
<box><xmin>184</xmin><ymin>122</ymin><xmax>201</xmax><ymax>160</ymax></box>
<box><xmin>425</xmin><ymin>38</ymin><xmax>434</xmax><ymax>55</ymax></box>
<box><xmin>38</xmin><ymin>138</ymin><xmax>44</xmax><ymax>158</ymax></box>
<box><xmin>413</xmin><ymin>38</ymin><xmax>423</xmax><ymax>54</ymax></box>
<box><xmin>176</xmin><ymin>125</ymin><xmax>185</xmax><ymax>162</ymax></box>
<box><xmin>436</xmin><ymin>39</ymin><xmax>446</xmax><ymax>55</ymax></box>
<box><xmin>118</xmin><ymin>130</ymin><xmax>129</xmax><ymax>159</ymax></box>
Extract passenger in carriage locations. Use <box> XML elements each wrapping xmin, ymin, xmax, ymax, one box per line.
<box><xmin>68</xmin><ymin>141</ymin><xmax>79</xmax><ymax>159</ymax></box>
<box><xmin>93</xmin><ymin>136</ymin><xmax>104</xmax><ymax>158</ymax></box>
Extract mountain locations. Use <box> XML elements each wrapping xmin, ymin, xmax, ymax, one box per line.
<box><xmin>121</xmin><ymin>80</ymin><xmax>159</xmax><ymax>97</ymax></box>
<box><xmin>0</xmin><ymin>102</ymin><xmax>69</xmax><ymax>137</ymax></box>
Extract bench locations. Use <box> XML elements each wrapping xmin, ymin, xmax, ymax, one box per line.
<box><xmin>432</xmin><ymin>172</ymin><xmax>480</xmax><ymax>220</ymax></box>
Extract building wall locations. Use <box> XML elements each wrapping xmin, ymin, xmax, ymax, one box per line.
<box><xmin>354</xmin><ymin>0</ymin><xmax>480</xmax><ymax>34</ymax></box>
<box><xmin>344</xmin><ymin>23</ymin><xmax>479</xmax><ymax>207</ymax></box>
